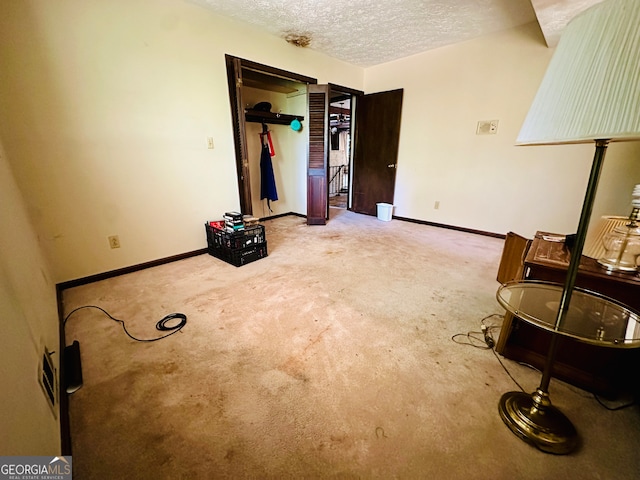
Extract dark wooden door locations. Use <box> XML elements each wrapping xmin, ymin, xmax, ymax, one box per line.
<box><xmin>225</xmin><ymin>56</ymin><xmax>252</xmax><ymax>215</ymax></box>
<box><xmin>307</xmin><ymin>84</ymin><xmax>329</xmax><ymax>225</ymax></box>
<box><xmin>351</xmin><ymin>89</ymin><xmax>404</xmax><ymax>216</ymax></box>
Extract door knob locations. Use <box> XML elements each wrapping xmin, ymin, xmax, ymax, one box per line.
<box><xmin>387</xmin><ymin>164</ymin><xmax>397</xmax><ymax>168</ymax></box>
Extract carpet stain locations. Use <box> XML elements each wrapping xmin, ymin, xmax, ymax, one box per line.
<box><xmin>329</xmin><ymin>433</ymin><xmax>349</xmax><ymax>448</ymax></box>
<box><xmin>260</xmin><ymin>369</ymin><xmax>300</xmax><ymax>394</ymax></box>
<box><xmin>278</xmin><ymin>325</ymin><xmax>331</xmax><ymax>381</ymax></box>
<box><xmin>163</xmin><ymin>361</ymin><xmax>179</xmax><ymax>374</ymax></box>
<box><xmin>375</xmin><ymin>426</ymin><xmax>388</xmax><ymax>439</ymax></box>
<box><xmin>303</xmin><ymin>325</ymin><xmax>331</xmax><ymax>354</ymax></box>
<box><xmin>278</xmin><ymin>356</ymin><xmax>309</xmax><ymax>382</ymax></box>
<box><xmin>224</xmin><ymin>448</ymin><xmax>236</xmax><ymax>461</ymax></box>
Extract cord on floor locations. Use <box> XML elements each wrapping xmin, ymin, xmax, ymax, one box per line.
<box><xmin>452</xmin><ymin>313</ymin><xmax>637</xmax><ymax>410</ymax></box>
<box><xmin>64</xmin><ymin>305</ymin><xmax>187</xmax><ymax>342</ymax></box>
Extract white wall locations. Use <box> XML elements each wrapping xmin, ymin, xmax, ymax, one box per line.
<box><xmin>364</xmin><ymin>22</ymin><xmax>640</xmax><ymax>238</ymax></box>
<box><xmin>0</xmin><ymin>140</ymin><xmax>61</xmax><ymax>455</ymax></box>
<box><xmin>0</xmin><ymin>0</ymin><xmax>363</xmax><ymax>283</ymax></box>
<box><xmin>2</xmin><ymin>0</ymin><xmax>639</xmax><ymax>284</ymax></box>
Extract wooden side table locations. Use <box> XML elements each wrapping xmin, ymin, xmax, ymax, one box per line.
<box><xmin>496</xmin><ymin>232</ymin><xmax>640</xmax><ymax>396</ymax></box>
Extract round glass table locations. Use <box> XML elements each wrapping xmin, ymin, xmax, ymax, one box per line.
<box><xmin>495</xmin><ymin>281</ymin><xmax>640</xmax><ymax>454</ymax></box>
<box><xmin>497</xmin><ymin>281</ymin><xmax>640</xmax><ymax>348</ymax></box>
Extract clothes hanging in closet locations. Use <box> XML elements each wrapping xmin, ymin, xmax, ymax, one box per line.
<box><xmin>259</xmin><ymin>125</ymin><xmax>278</xmax><ymax>211</ymax></box>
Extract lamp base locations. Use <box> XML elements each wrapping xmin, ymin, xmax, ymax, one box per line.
<box><xmin>498</xmin><ymin>390</ymin><xmax>578</xmax><ymax>455</ymax></box>
<box><xmin>597</xmin><ymin>257</ymin><xmax>638</xmax><ymax>273</ymax></box>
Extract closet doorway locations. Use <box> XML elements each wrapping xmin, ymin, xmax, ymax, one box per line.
<box><xmin>328</xmin><ymin>93</ymin><xmax>352</xmax><ymax>210</ymax></box>
<box><xmin>225</xmin><ymin>55</ymin><xmax>316</xmax><ymax>217</ymax></box>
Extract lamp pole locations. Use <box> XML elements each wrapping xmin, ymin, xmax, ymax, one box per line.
<box><xmin>498</xmin><ymin>140</ymin><xmax>609</xmax><ymax>454</ymax></box>
<box><xmin>537</xmin><ymin>140</ymin><xmax>609</xmax><ymax>392</ymax></box>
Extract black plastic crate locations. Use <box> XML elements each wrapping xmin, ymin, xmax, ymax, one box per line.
<box><xmin>205</xmin><ymin>222</ymin><xmax>266</xmax><ymax>250</ymax></box>
<box><xmin>208</xmin><ymin>241</ymin><xmax>268</xmax><ymax>267</ymax></box>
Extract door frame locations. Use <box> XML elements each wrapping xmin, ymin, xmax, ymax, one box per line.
<box><xmin>327</xmin><ymin>84</ymin><xmax>363</xmax><ymax>216</ymax></box>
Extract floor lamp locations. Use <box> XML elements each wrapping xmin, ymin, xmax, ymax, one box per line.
<box><xmin>498</xmin><ymin>0</ymin><xmax>640</xmax><ymax>454</ymax></box>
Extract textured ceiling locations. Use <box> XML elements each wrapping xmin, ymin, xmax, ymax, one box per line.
<box><xmin>529</xmin><ymin>0</ymin><xmax>603</xmax><ymax>47</ymax></box>
<box><xmin>191</xmin><ymin>0</ymin><xmax>604</xmax><ymax>67</ymax></box>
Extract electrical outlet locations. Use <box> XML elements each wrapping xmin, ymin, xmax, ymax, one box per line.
<box><xmin>108</xmin><ymin>235</ymin><xmax>120</xmax><ymax>249</ymax></box>
<box><xmin>434</xmin><ymin>201</ymin><xmax>440</xmax><ymax>210</ymax></box>
<box><xmin>207</xmin><ymin>137</ymin><xmax>214</xmax><ymax>149</ymax></box>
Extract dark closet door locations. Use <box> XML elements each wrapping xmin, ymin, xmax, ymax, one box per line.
<box><xmin>351</xmin><ymin>89</ymin><xmax>404</xmax><ymax>216</ymax></box>
<box><xmin>307</xmin><ymin>84</ymin><xmax>330</xmax><ymax>225</ymax></box>
<box><xmin>225</xmin><ymin>56</ymin><xmax>252</xmax><ymax>215</ymax></box>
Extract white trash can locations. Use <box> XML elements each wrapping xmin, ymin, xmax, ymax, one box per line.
<box><xmin>376</xmin><ymin>203</ymin><xmax>393</xmax><ymax>221</ymax></box>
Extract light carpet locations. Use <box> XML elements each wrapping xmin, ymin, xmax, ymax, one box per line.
<box><xmin>63</xmin><ymin>208</ymin><xmax>640</xmax><ymax>479</ymax></box>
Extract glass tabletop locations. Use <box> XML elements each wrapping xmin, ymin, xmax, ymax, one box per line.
<box><xmin>497</xmin><ymin>281</ymin><xmax>640</xmax><ymax>348</ymax></box>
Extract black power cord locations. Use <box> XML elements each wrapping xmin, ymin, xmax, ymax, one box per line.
<box><xmin>62</xmin><ymin>306</ymin><xmax>187</xmax><ymax>394</ymax></box>
<box><xmin>593</xmin><ymin>393</ymin><xmax>637</xmax><ymax>411</ymax></box>
<box><xmin>64</xmin><ymin>305</ymin><xmax>187</xmax><ymax>342</ymax></box>
<box><xmin>451</xmin><ymin>313</ymin><xmax>502</xmax><ymax>350</ymax></box>
<box><xmin>451</xmin><ymin>313</ymin><xmax>527</xmax><ymax>392</ymax></box>
<box><xmin>452</xmin><ymin>313</ymin><xmax>638</xmax><ymax>410</ymax></box>
<box><xmin>481</xmin><ymin>324</ymin><xmax>495</xmax><ymax>349</ymax></box>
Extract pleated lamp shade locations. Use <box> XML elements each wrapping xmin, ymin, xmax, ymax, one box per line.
<box><xmin>517</xmin><ymin>0</ymin><xmax>640</xmax><ymax>145</ymax></box>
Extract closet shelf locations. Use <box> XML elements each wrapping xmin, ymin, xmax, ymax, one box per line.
<box><xmin>244</xmin><ymin>109</ymin><xmax>304</xmax><ymax>126</ymax></box>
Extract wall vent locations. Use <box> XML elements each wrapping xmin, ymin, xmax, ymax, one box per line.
<box><xmin>39</xmin><ymin>346</ymin><xmax>58</xmax><ymax>418</ymax></box>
